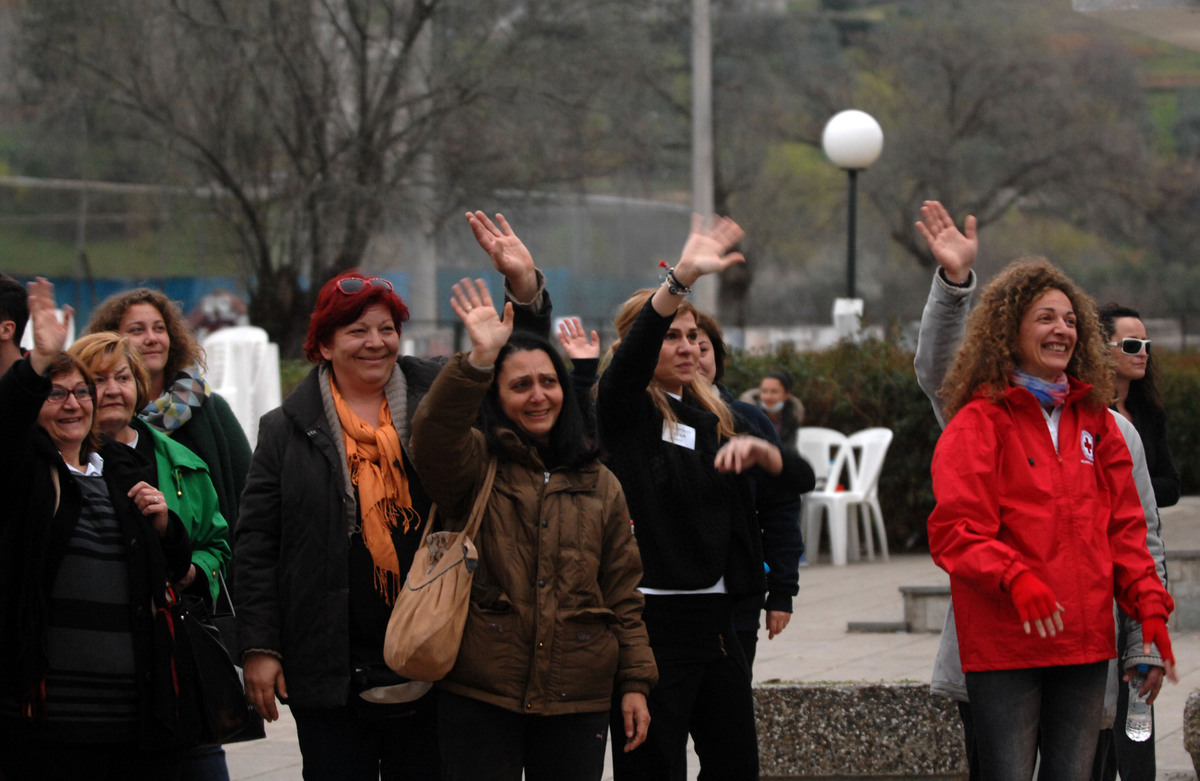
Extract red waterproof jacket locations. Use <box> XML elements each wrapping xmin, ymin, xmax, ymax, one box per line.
<box><xmin>929</xmin><ymin>379</ymin><xmax>1173</xmax><ymax>673</ymax></box>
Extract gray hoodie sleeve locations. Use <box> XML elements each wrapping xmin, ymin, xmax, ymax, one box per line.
<box><xmin>1109</xmin><ymin>409</ymin><xmax>1167</xmax><ymax>671</ymax></box>
<box><xmin>917</xmin><ymin>269</ymin><xmax>976</xmax><ymax>703</ymax></box>
<box><xmin>914</xmin><ymin>270</ymin><xmax>976</xmax><ymax>428</ymax></box>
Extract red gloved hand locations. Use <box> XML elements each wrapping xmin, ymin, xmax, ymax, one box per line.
<box><xmin>1009</xmin><ymin>571</ymin><xmax>1063</xmax><ymax>638</ymax></box>
<box><xmin>1141</xmin><ymin>615</ymin><xmax>1175</xmax><ymax>668</ymax></box>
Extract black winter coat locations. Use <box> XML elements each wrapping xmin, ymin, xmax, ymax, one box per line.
<box><xmin>0</xmin><ymin>357</ymin><xmax>192</xmax><ymax>746</ymax></box>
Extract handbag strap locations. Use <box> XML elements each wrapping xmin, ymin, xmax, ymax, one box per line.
<box><xmin>413</xmin><ymin>455</ymin><xmax>499</xmax><ymax>543</ymax></box>
<box><xmin>462</xmin><ymin>456</ymin><xmax>498</xmax><ymax>539</ymax></box>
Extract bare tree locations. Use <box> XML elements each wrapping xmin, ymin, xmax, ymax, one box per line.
<box><xmin>852</xmin><ymin>0</ymin><xmax>1155</xmax><ymax>266</ymax></box>
<box><xmin>21</xmin><ymin>0</ymin><xmax>662</xmax><ymax>352</ymax></box>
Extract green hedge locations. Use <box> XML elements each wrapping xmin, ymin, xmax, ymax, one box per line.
<box><xmin>725</xmin><ymin>341</ymin><xmax>1200</xmax><ymax>554</ymax></box>
<box><xmin>724</xmin><ymin>339</ymin><xmax>940</xmax><ymax>554</ymax></box>
<box><xmin>279</xmin><ymin>342</ymin><xmax>1200</xmax><ymax>554</ymax></box>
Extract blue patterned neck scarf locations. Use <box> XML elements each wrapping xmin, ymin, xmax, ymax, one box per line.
<box><xmin>140</xmin><ymin>364</ymin><xmax>212</xmax><ymax>433</ymax></box>
<box><xmin>1010</xmin><ymin>369</ymin><xmax>1069</xmax><ymax>407</ymax></box>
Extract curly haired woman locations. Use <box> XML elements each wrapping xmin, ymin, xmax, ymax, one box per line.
<box><xmin>928</xmin><ymin>257</ymin><xmax>1175</xmax><ymax>781</ymax></box>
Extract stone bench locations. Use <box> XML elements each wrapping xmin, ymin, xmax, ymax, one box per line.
<box><xmin>755</xmin><ymin>683</ymin><xmax>967</xmax><ymax>780</ymax></box>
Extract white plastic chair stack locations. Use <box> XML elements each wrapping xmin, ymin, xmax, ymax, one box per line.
<box><xmin>799</xmin><ymin>426</ymin><xmax>893</xmax><ymax>566</ymax></box>
<box><xmin>202</xmin><ymin>325</ymin><xmax>281</xmax><ymax>444</ymax></box>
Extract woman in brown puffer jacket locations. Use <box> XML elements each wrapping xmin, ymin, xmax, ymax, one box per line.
<box><xmin>409</xmin><ymin>278</ymin><xmax>657</xmax><ymax>781</ymax></box>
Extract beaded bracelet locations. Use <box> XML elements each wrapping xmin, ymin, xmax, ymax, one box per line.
<box><xmin>658</xmin><ymin>261</ymin><xmax>693</xmax><ymax>296</ymax></box>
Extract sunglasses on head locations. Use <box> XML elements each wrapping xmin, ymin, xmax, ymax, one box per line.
<box><xmin>335</xmin><ymin>277</ymin><xmax>394</xmax><ymax>295</ymax></box>
<box><xmin>1108</xmin><ymin>338</ymin><xmax>1151</xmax><ymax>356</ymax></box>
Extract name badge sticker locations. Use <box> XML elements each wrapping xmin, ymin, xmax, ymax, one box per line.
<box><xmin>662</xmin><ymin>421</ymin><xmax>697</xmax><ymax>450</ymax></box>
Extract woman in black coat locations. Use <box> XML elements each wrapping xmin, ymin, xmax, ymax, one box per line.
<box><xmin>0</xmin><ymin>279</ymin><xmax>192</xmax><ymax>780</ymax></box>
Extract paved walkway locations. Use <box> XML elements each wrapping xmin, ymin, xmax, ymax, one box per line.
<box><xmin>226</xmin><ymin>498</ymin><xmax>1200</xmax><ymax>780</ymax></box>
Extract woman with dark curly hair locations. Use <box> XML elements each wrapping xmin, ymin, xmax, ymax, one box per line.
<box><xmin>929</xmin><ymin>257</ymin><xmax>1176</xmax><ymax>781</ymax></box>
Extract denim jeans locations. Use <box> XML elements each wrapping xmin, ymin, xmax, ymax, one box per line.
<box><xmin>966</xmin><ymin>661</ymin><xmax>1108</xmax><ymax>781</ymax></box>
<box><xmin>437</xmin><ymin>690</ymin><xmax>609</xmax><ymax>781</ymax></box>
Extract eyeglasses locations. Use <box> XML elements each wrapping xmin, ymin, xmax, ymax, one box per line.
<box><xmin>1108</xmin><ymin>338</ymin><xmax>1151</xmax><ymax>356</ymax></box>
<box><xmin>335</xmin><ymin>277</ymin><xmax>393</xmax><ymax>295</ymax></box>
<box><xmin>46</xmin><ymin>385</ymin><xmax>94</xmax><ymax>404</ymax></box>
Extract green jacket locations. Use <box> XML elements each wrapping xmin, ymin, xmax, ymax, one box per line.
<box><xmin>138</xmin><ymin>419</ymin><xmax>232</xmax><ymax>604</ymax></box>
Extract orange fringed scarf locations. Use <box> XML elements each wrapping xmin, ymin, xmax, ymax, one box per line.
<box><xmin>330</xmin><ymin>382</ymin><xmax>420</xmax><ymax>605</ymax></box>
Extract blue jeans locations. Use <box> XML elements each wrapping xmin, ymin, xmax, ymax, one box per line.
<box><xmin>180</xmin><ymin>745</ymin><xmax>229</xmax><ymax>781</ymax></box>
<box><xmin>966</xmin><ymin>661</ymin><xmax>1107</xmax><ymax>781</ymax></box>
<box><xmin>437</xmin><ymin>690</ymin><xmax>609</xmax><ymax>781</ymax></box>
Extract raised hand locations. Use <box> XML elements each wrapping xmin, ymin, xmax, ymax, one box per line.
<box><xmin>672</xmin><ymin>214</ymin><xmax>746</xmax><ymax>287</ymax></box>
<box><xmin>450</xmin><ymin>277</ymin><xmax>514</xmax><ymax>369</ymax></box>
<box><xmin>28</xmin><ymin>277</ymin><xmax>73</xmax><ymax>375</ymax></box>
<box><xmin>465</xmin><ymin>211</ymin><xmax>537</xmax><ymax>302</ymax></box>
<box><xmin>915</xmin><ymin>200</ymin><xmax>977</xmax><ymax>285</ymax></box>
<box><xmin>556</xmin><ymin>317</ymin><xmax>600</xmax><ymax>360</ymax></box>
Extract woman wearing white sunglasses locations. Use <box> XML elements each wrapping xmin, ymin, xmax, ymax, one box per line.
<box><xmin>1096</xmin><ymin>303</ymin><xmax>1179</xmax><ymax>781</ymax></box>
<box><xmin>1099</xmin><ymin>304</ymin><xmax>1180</xmax><ymax>509</ymax></box>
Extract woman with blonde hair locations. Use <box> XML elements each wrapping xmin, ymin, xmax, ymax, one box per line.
<box><xmin>598</xmin><ymin>215</ymin><xmax>803</xmax><ymax>780</ymax></box>
<box><xmin>87</xmin><ymin>288</ymin><xmax>251</xmax><ymax>535</ymax></box>
<box><xmin>68</xmin><ymin>332</ymin><xmax>230</xmax><ymax>606</ymax></box>
<box><xmin>928</xmin><ymin>257</ymin><xmax>1175</xmax><ymax>780</ymax></box>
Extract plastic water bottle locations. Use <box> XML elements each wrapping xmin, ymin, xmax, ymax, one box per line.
<box><xmin>1125</xmin><ymin>664</ymin><xmax>1153</xmax><ymax>742</ymax></box>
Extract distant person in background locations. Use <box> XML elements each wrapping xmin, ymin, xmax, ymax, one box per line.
<box><xmin>87</xmin><ymin>289</ymin><xmax>253</xmax><ymax>781</ymax></box>
<box><xmin>740</xmin><ymin>370</ymin><xmax>804</xmax><ymax>451</ymax></box>
<box><xmin>0</xmin><ymin>272</ymin><xmax>29</xmax><ymax>376</ymax></box>
<box><xmin>694</xmin><ymin>311</ymin><xmax>809</xmax><ymax>671</ymax></box>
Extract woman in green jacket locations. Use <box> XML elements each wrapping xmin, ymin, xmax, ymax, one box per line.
<box><xmin>69</xmin><ymin>332</ymin><xmax>230</xmax><ymax>605</ymax></box>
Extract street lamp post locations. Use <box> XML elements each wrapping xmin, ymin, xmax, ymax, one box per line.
<box><xmin>821</xmin><ymin>110</ymin><xmax>884</xmax><ymax>300</ymax></box>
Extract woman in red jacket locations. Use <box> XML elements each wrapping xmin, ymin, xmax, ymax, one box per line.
<box><xmin>928</xmin><ymin>258</ymin><xmax>1175</xmax><ymax>781</ymax></box>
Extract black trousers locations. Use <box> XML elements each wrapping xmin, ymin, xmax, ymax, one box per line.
<box><xmin>610</xmin><ymin>593</ymin><xmax>759</xmax><ymax>781</ymax></box>
<box><xmin>291</xmin><ymin>689</ymin><xmax>439</xmax><ymax>781</ymax></box>
<box><xmin>438</xmin><ymin>690</ymin><xmax>609</xmax><ymax>781</ymax></box>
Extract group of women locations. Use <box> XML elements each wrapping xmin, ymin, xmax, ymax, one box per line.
<box><xmin>0</xmin><ymin>280</ymin><xmax>250</xmax><ymax>780</ymax></box>
<box><xmin>3</xmin><ymin>198</ymin><xmax>1181</xmax><ymax>781</ymax></box>
<box><xmin>230</xmin><ymin>211</ymin><xmax>803</xmax><ymax>780</ymax></box>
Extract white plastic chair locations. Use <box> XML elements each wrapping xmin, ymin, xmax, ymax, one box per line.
<box><xmin>202</xmin><ymin>325</ymin><xmax>281</xmax><ymax>444</ymax></box>
<box><xmin>844</xmin><ymin>427</ymin><xmax>894</xmax><ymax>563</ymax></box>
<box><xmin>801</xmin><ymin>426</ymin><xmax>893</xmax><ymax>566</ymax></box>
<box><xmin>796</xmin><ymin>427</ymin><xmax>849</xmax><ymax>492</ymax></box>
